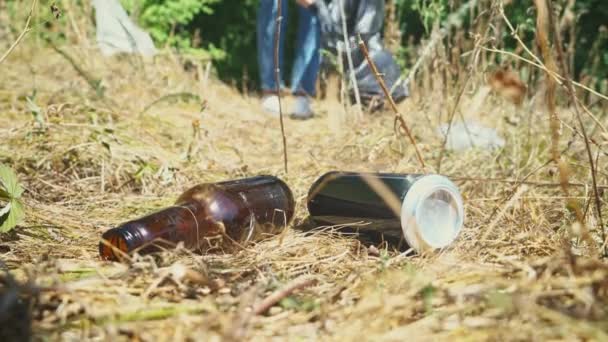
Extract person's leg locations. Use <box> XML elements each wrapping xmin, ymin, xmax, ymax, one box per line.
<box><xmin>291</xmin><ymin>4</ymin><xmax>321</xmax><ymax>97</ymax></box>
<box><xmin>257</xmin><ymin>0</ymin><xmax>288</xmax><ymax>113</ymax></box>
<box><xmin>289</xmin><ymin>4</ymin><xmax>320</xmax><ymax>119</ymax></box>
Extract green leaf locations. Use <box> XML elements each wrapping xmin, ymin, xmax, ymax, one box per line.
<box><xmin>0</xmin><ymin>199</ymin><xmax>24</xmax><ymax>233</ymax></box>
<box><xmin>26</xmin><ymin>95</ymin><xmax>45</xmax><ymax>127</ymax></box>
<box><xmin>0</xmin><ymin>164</ymin><xmax>25</xmax><ymax>233</ymax></box>
<box><xmin>0</xmin><ymin>164</ymin><xmax>23</xmax><ymax>199</ymax></box>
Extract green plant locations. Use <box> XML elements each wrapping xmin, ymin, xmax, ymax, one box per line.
<box><xmin>0</xmin><ymin>164</ymin><xmax>25</xmax><ymax>233</ymax></box>
<box><xmin>410</xmin><ymin>0</ymin><xmax>447</xmax><ymax>33</ymax></box>
<box><xmin>121</xmin><ymin>0</ymin><xmax>221</xmax><ymax>49</ymax></box>
<box><xmin>420</xmin><ymin>284</ymin><xmax>436</xmax><ymax>314</ymax></box>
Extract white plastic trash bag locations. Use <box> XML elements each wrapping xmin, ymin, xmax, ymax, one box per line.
<box><xmin>438</xmin><ymin>121</ymin><xmax>505</xmax><ymax>151</ymax></box>
<box><xmin>92</xmin><ymin>0</ymin><xmax>156</xmax><ymax>57</ymax></box>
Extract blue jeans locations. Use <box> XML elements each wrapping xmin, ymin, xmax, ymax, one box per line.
<box><xmin>257</xmin><ymin>0</ymin><xmax>320</xmax><ymax>96</ymax></box>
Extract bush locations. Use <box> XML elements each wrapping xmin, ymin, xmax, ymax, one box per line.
<box><xmin>120</xmin><ymin>0</ymin><xmax>221</xmax><ymax>49</ymax></box>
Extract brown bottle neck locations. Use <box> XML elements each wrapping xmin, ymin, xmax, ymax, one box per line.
<box><xmin>99</xmin><ymin>203</ymin><xmax>203</xmax><ymax>260</ymax></box>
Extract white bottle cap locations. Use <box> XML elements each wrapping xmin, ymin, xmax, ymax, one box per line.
<box><xmin>400</xmin><ymin>175</ymin><xmax>464</xmax><ymax>252</ymax></box>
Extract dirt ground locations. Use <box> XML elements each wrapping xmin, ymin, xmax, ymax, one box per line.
<box><xmin>1</xmin><ymin>44</ymin><xmax>608</xmax><ymax>341</ymax></box>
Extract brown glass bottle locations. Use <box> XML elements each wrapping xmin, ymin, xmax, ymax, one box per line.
<box><xmin>99</xmin><ymin>176</ymin><xmax>295</xmax><ymax>261</ymax></box>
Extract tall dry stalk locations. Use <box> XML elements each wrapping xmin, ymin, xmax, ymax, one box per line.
<box><xmin>545</xmin><ymin>0</ymin><xmax>606</xmax><ymax>255</ymax></box>
<box><xmin>339</xmin><ymin>0</ymin><xmax>363</xmax><ymax>120</ymax></box>
<box><xmin>274</xmin><ymin>0</ymin><xmax>288</xmax><ymax>174</ymax></box>
<box><xmin>533</xmin><ymin>0</ymin><xmax>598</xmax><ymax>256</ymax></box>
<box><xmin>436</xmin><ymin>6</ymin><xmax>495</xmax><ymax>173</ymax></box>
<box><xmin>357</xmin><ymin>35</ymin><xmax>426</xmax><ymax>170</ymax></box>
<box><xmin>383</xmin><ymin>0</ymin><xmax>401</xmax><ymax>53</ymax></box>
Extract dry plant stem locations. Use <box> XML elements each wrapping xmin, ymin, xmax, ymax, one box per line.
<box><xmin>558</xmin><ymin>117</ymin><xmax>608</xmax><ymax>157</ymax></box>
<box><xmin>357</xmin><ymin>35</ymin><xmax>426</xmax><ymax>170</ymax></box>
<box><xmin>436</xmin><ymin>74</ymin><xmax>471</xmax><ymax>173</ymax></box>
<box><xmin>400</xmin><ymin>29</ymin><xmax>442</xmax><ymax>91</ymax></box>
<box><xmin>545</xmin><ymin>0</ymin><xmax>606</xmax><ymax>255</ymax></box>
<box><xmin>0</xmin><ymin>0</ymin><xmax>37</xmax><ymax>65</ymax></box>
<box><xmin>339</xmin><ymin>0</ymin><xmax>363</xmax><ymax>120</ymax></box>
<box><xmin>337</xmin><ymin>44</ymin><xmax>348</xmax><ymax>117</ymax></box>
<box><xmin>533</xmin><ymin>0</ymin><xmax>597</xmax><ymax>256</ymax></box>
<box><xmin>437</xmin><ymin>7</ymin><xmax>494</xmax><ymax>173</ymax></box>
<box><xmin>252</xmin><ymin>276</ymin><xmax>317</xmax><ymax>315</ymax></box>
<box><xmin>478</xmin><ymin>158</ymin><xmax>553</xmax><ymax>236</ymax></box>
<box><xmin>452</xmin><ymin>176</ymin><xmax>608</xmax><ymax>190</ymax></box>
<box><xmin>482</xmin><ymin>185</ymin><xmax>528</xmax><ymax>240</ymax></box>
<box><xmin>274</xmin><ymin>0</ymin><xmax>288</xmax><ymax>174</ymax></box>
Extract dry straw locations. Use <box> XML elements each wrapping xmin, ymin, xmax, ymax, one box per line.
<box><xmin>1</xmin><ymin>0</ymin><xmax>608</xmax><ymax>340</ymax></box>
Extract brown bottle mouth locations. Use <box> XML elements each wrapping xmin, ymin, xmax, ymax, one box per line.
<box><xmin>99</xmin><ymin>230</ymin><xmax>129</xmax><ymax>261</ymax></box>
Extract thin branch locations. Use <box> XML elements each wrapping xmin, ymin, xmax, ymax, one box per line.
<box><xmin>338</xmin><ymin>0</ymin><xmax>362</xmax><ymax>119</ymax></box>
<box><xmin>436</xmin><ymin>73</ymin><xmax>472</xmax><ymax>173</ymax></box>
<box><xmin>253</xmin><ymin>276</ymin><xmax>317</xmax><ymax>315</ymax></box>
<box><xmin>499</xmin><ymin>3</ymin><xmax>544</xmax><ymax>67</ymax></box>
<box><xmin>436</xmin><ymin>6</ymin><xmax>496</xmax><ymax>173</ymax></box>
<box><xmin>482</xmin><ymin>185</ymin><xmax>529</xmax><ymax>240</ymax></box>
<box><xmin>357</xmin><ymin>34</ymin><xmax>426</xmax><ymax>170</ymax></box>
<box><xmin>400</xmin><ymin>28</ymin><xmax>443</xmax><ymax>89</ymax></box>
<box><xmin>0</xmin><ymin>0</ymin><xmax>38</xmax><ymax>65</ymax></box>
<box><xmin>557</xmin><ymin>117</ymin><xmax>608</xmax><ymax>157</ymax></box>
<box><xmin>274</xmin><ymin>0</ymin><xmax>288</xmax><ymax>173</ymax></box>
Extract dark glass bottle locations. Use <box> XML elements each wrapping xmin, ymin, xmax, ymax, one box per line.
<box><xmin>99</xmin><ymin>176</ymin><xmax>295</xmax><ymax>261</ymax></box>
<box><xmin>306</xmin><ymin>172</ymin><xmax>464</xmax><ymax>252</ymax></box>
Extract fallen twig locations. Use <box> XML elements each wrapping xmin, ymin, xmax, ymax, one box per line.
<box><xmin>252</xmin><ymin>276</ymin><xmax>317</xmax><ymax>315</ymax></box>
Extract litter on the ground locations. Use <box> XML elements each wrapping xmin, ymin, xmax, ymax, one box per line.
<box><xmin>92</xmin><ymin>0</ymin><xmax>157</xmax><ymax>57</ymax></box>
<box><xmin>438</xmin><ymin>120</ymin><xmax>505</xmax><ymax>151</ymax></box>
<box><xmin>306</xmin><ymin>171</ymin><xmax>464</xmax><ymax>252</ymax></box>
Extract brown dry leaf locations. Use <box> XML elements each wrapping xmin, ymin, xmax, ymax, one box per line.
<box><xmin>488</xmin><ymin>68</ymin><xmax>527</xmax><ymax>106</ymax></box>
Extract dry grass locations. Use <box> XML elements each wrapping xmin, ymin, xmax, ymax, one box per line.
<box><xmin>1</xmin><ymin>35</ymin><xmax>608</xmax><ymax>341</ymax></box>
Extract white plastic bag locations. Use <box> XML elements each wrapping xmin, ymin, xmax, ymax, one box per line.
<box><xmin>438</xmin><ymin>121</ymin><xmax>505</xmax><ymax>151</ymax></box>
<box><xmin>92</xmin><ymin>0</ymin><xmax>157</xmax><ymax>57</ymax></box>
